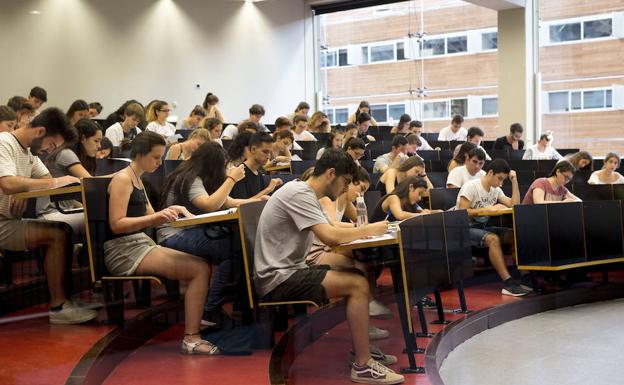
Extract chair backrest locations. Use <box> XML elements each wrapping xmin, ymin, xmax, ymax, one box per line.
<box><xmin>364</xmin><ymin>190</ymin><xmax>381</xmax><ymax>222</ymax></box>
<box><xmin>95</xmin><ymin>159</ymin><xmax>130</xmax><ymax>176</ymax></box>
<box><xmin>416</xmin><ymin>150</ymin><xmax>440</xmax><ymax>161</ymax></box>
<box><xmin>237</xmin><ymin>200</ymin><xmax>268</xmax><ymax>309</ymax></box>
<box><xmin>82</xmin><ymin>177</ymin><xmax>113</xmax><ymax>282</ymax></box>
<box><xmin>291</xmin><ymin>160</ymin><xmax>316</xmax><ymax>175</ymax></box>
<box><xmin>427</xmin><ymin>172</ymin><xmax>449</xmax><ymax>188</ymax></box>
<box><xmin>163</xmin><ymin>160</ymin><xmax>183</xmax><ymax>176</ymax></box>
<box><xmin>429</xmin><ymin>188</ymin><xmax>460</xmax><ymax>210</ymax></box>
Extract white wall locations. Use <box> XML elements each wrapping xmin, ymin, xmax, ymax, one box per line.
<box><xmin>0</xmin><ymin>0</ymin><xmax>313</xmax><ymax>123</ymax></box>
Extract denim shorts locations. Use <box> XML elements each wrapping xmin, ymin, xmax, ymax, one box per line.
<box><xmin>469</xmin><ymin>225</ymin><xmax>510</xmax><ymax>248</ymax></box>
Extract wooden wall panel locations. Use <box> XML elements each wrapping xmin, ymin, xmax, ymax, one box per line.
<box><xmin>539</xmin><ymin>0</ymin><xmax>623</xmax><ymax>21</ymax></box>
<box><xmin>540</xmin><ymin>40</ymin><xmax>624</xmax><ymax>81</ymax></box>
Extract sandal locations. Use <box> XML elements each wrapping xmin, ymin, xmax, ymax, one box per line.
<box><xmin>181</xmin><ymin>333</ymin><xmax>221</xmax><ymax>355</ymax></box>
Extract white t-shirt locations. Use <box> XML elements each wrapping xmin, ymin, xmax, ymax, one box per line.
<box><xmin>438</xmin><ymin>126</ymin><xmax>468</xmax><ymax>141</ymax></box>
<box><xmin>588</xmin><ymin>170</ymin><xmax>624</xmax><ymax>185</ymax></box>
<box><xmin>522</xmin><ymin>144</ymin><xmax>562</xmax><ymax>160</ymax></box>
<box><xmin>447</xmin><ymin>165</ymin><xmax>486</xmax><ymax>188</ymax></box>
<box><xmin>453</xmin><ymin>143</ymin><xmax>491</xmax><ymax>160</ymax></box>
<box><xmin>457</xmin><ymin>178</ymin><xmax>506</xmax><ymax>223</ymax></box>
<box><xmin>293</xmin><ymin>130</ymin><xmax>316</xmax><ymax>142</ymax></box>
<box><xmin>105</xmin><ymin>122</ymin><xmax>142</xmax><ymax>147</ymax></box>
<box><xmin>221</xmin><ymin>124</ymin><xmax>238</xmax><ymax>139</ymax></box>
<box><xmin>416</xmin><ymin>135</ymin><xmax>433</xmax><ymax>151</ymax></box>
<box><xmin>146</xmin><ymin>121</ymin><xmax>176</xmax><ymax>138</ymax></box>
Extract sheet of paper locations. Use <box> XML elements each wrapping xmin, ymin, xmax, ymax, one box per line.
<box><xmin>175</xmin><ymin>208</ymin><xmax>237</xmax><ymax>223</ymax></box>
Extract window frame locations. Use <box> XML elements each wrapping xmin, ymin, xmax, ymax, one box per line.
<box><xmin>543</xmin><ymin>13</ymin><xmax>615</xmax><ymax>46</ymax></box>
<box><xmin>421</xmin><ymin>97</ymin><xmax>469</xmax><ymax>121</ymax></box>
<box><xmin>481</xmin><ymin>96</ymin><xmax>499</xmax><ymax>117</ymax></box>
<box><xmin>546</xmin><ymin>87</ymin><xmax>615</xmax><ymax>114</ymax></box>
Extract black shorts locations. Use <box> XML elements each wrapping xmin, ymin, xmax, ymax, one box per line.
<box><xmin>262</xmin><ymin>265</ymin><xmax>330</xmax><ymax>305</ymax></box>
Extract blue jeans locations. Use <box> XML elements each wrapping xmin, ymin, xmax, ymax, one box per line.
<box><xmin>160</xmin><ymin>227</ymin><xmax>236</xmax><ymax>312</ymax></box>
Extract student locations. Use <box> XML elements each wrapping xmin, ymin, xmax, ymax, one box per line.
<box><xmin>378</xmin><ymin>156</ymin><xmax>432</xmax><ymax>195</ymax></box>
<box><xmin>452</xmin><ymin>126</ymin><xmax>491</xmax><ymax>160</ymax></box>
<box><xmin>106</xmin><ymin>131</ymin><xmax>216</xmax><ymax>354</ymax></box>
<box><xmin>176</xmin><ymin>105</ymin><xmax>206</xmax><ymax>131</ymax></box>
<box><xmin>372</xmin><ymin>176</ymin><xmax>437</xmax><ymax>221</ymax></box>
<box><xmin>0</xmin><ymin>106</ymin><xmax>17</xmax><ymax>132</ymax></box>
<box><xmin>494</xmin><ymin>123</ymin><xmax>524</xmax><ymax>150</ymax></box>
<box><xmin>448</xmin><ymin>142</ymin><xmax>477</xmax><ymax>172</ymax></box>
<box><xmin>237</xmin><ymin>121</ymin><xmax>260</xmax><ymax>136</ymax></box>
<box><xmin>438</xmin><ymin>114</ymin><xmax>467</xmax><ymax>141</ymax></box>
<box><xmin>348</xmin><ymin>101</ymin><xmax>379</xmax><ymax>126</ymax></box>
<box><xmin>344</xmin><ymin>137</ymin><xmax>366</xmax><ymax>166</ymax></box>
<box><xmin>274</xmin><ymin>116</ymin><xmax>293</xmax><ymax>132</ymax></box>
<box><xmin>563</xmin><ymin>151</ymin><xmax>592</xmax><ymax>170</ymax></box>
<box><xmin>9</xmin><ymin>98</ymin><xmax>36</xmax><ymax>129</ymax></box>
<box><xmin>292</xmin><ymin>114</ymin><xmax>316</xmax><ymax>141</ymax></box>
<box><xmin>97</xmin><ymin>137</ymin><xmax>114</xmax><ymax>159</ymax></box>
<box><xmin>67</xmin><ymin>100</ymin><xmax>90</xmax><ymax>127</ymax></box>
<box><xmin>316</xmin><ymin>129</ymin><xmax>345</xmax><ymax>160</ymax></box>
<box><xmin>253</xmin><ymin>149</ymin><xmax>403</xmax><ymax>384</ymax></box>
<box><xmin>456</xmin><ymin>159</ymin><xmax>528</xmax><ymax>296</ymax></box>
<box><xmin>105</xmin><ymin>103</ymin><xmax>144</xmax><ymax>147</ymax></box>
<box><xmin>356</xmin><ymin>112</ymin><xmax>376</xmax><ymax>143</ymax></box>
<box><xmin>287</xmin><ymin>101</ymin><xmax>310</xmax><ymax>121</ymax></box>
<box><xmin>88</xmin><ymin>102</ymin><xmax>103</xmax><ymax>118</ymax></box>
<box><xmin>104</xmin><ymin>99</ymin><xmax>143</xmax><ymax>131</ymax></box>
<box><xmin>38</xmin><ymin>119</ymin><xmax>103</xmax><ymax>232</ymax></box>
<box><xmin>522</xmin><ymin>132</ymin><xmax>562</xmax><ymax>160</ymax></box>
<box><xmin>446</xmin><ymin>147</ymin><xmax>487</xmax><ymax>188</ymax></box>
<box><xmin>373</xmin><ymin>135</ymin><xmax>408</xmax><ymax>174</ymax></box>
<box><xmin>409</xmin><ymin>121</ymin><xmax>438</xmax><ymax>151</ymax></box>
<box><xmin>166</xmin><ymin>128</ymin><xmax>211</xmax><ymax>160</ymax></box>
<box><xmin>202</xmin><ymin>92</ymin><xmax>225</xmax><ymax>123</ymax></box>
<box><xmin>230</xmin><ymin>133</ymin><xmax>282</xmax><ymax>199</ymax></box>
<box><xmin>145</xmin><ymin>101</ymin><xmax>176</xmax><ymax>138</ymax></box>
<box><xmin>221</xmin><ymin>104</ymin><xmax>268</xmax><ymax>139</ymax></box>
<box><xmin>404</xmin><ymin>133</ymin><xmax>421</xmax><ymax>156</ymax></box>
<box><xmin>203</xmin><ymin>117</ymin><xmax>223</xmax><ymax>146</ymax></box>
<box><xmin>389</xmin><ymin>114</ymin><xmax>411</xmax><ymax>134</ymax></box>
<box><xmin>522</xmin><ymin>160</ymin><xmax>581</xmax><ymax>204</ymax></box>
<box><xmin>226</xmin><ymin>131</ymin><xmax>253</xmax><ymax>167</ymax></box>
<box><xmin>270</xmin><ymin>130</ymin><xmax>293</xmax><ymax>164</ymax></box>
<box><xmin>308</xmin><ymin>111</ymin><xmax>331</xmax><ymax>134</ymax></box>
<box><xmin>28</xmin><ymin>86</ymin><xmax>47</xmax><ymax>111</ymax></box>
<box><xmin>588</xmin><ymin>152</ymin><xmax>624</xmax><ymax>184</ymax></box>
<box><xmin>0</xmin><ymin>107</ymin><xmax>97</xmax><ymax>324</ymax></box>
<box><xmin>344</xmin><ymin>123</ymin><xmax>359</xmax><ymax>142</ymax></box>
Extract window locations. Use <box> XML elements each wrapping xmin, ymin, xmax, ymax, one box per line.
<box><xmin>606</xmin><ymin>90</ymin><xmax>613</xmax><ymax>108</ymax></box>
<box><xmin>549</xmin><ymin>91</ymin><xmax>570</xmax><ymax>112</ymax></box>
<box><xmin>549</xmin><ymin>23</ymin><xmax>581</xmax><ymax>42</ymax></box>
<box><xmin>320</xmin><ymin>50</ymin><xmax>336</xmax><ymax>68</ymax></box>
<box><xmin>361</xmin><ymin>46</ymin><xmax>369</xmax><ymax>64</ymax></box>
<box><xmin>584</xmin><ymin>18</ymin><xmax>612</xmax><ymax>39</ymax></box>
<box><xmin>423</xmin><ymin>101</ymin><xmax>449</xmax><ymax>120</ymax></box>
<box><xmin>324</xmin><ymin>109</ymin><xmax>334</xmax><ymax>123</ymax></box>
<box><xmin>482</xmin><ymin>97</ymin><xmax>498</xmax><ymax>116</ymax></box>
<box><xmin>451</xmin><ymin>98</ymin><xmax>468</xmax><ymax>117</ymax></box>
<box><xmin>482</xmin><ymin>32</ymin><xmax>497</xmax><ymax>50</ymax></box>
<box><xmin>583</xmin><ymin>90</ymin><xmax>606</xmax><ymax>109</ymax></box>
<box><xmin>370</xmin><ymin>44</ymin><xmax>395</xmax><ymax>62</ymax></box>
<box><xmin>388</xmin><ymin>104</ymin><xmax>406</xmax><ymax>121</ymax></box>
<box><xmin>570</xmin><ymin>91</ymin><xmax>582</xmax><ymax>110</ymax></box>
<box><xmin>396</xmin><ymin>42</ymin><xmax>406</xmax><ymax>60</ymax></box>
<box><xmin>422</xmin><ymin>38</ymin><xmax>445</xmax><ymax>57</ymax></box>
<box><xmin>447</xmin><ymin>36</ymin><xmax>467</xmax><ymax>54</ymax></box>
<box><xmin>338</xmin><ymin>49</ymin><xmax>349</xmax><ymax>66</ymax></box>
<box><xmin>334</xmin><ymin>108</ymin><xmax>349</xmax><ymax>124</ymax></box>
<box><xmin>548</xmin><ymin>89</ymin><xmax>613</xmax><ymax>112</ymax></box>
<box><xmin>370</xmin><ymin>104</ymin><xmax>388</xmax><ymax>122</ymax></box>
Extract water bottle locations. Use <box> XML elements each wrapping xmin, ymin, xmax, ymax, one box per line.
<box><xmin>356</xmin><ymin>196</ymin><xmax>368</xmax><ymax>227</ymax></box>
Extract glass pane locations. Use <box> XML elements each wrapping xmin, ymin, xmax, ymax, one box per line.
<box><xmin>335</xmin><ymin>108</ymin><xmax>349</xmax><ymax>124</ymax></box>
<box><xmin>370</xmin><ymin>104</ymin><xmax>387</xmax><ymax>122</ymax></box>
<box><xmin>388</xmin><ymin>104</ymin><xmax>405</xmax><ymax>121</ymax></box>
<box><xmin>451</xmin><ymin>98</ymin><xmax>468</xmax><ymax>117</ymax></box>
<box><xmin>324</xmin><ymin>109</ymin><xmax>334</xmax><ymax>123</ymax></box>
<box><xmin>447</xmin><ymin>36</ymin><xmax>467</xmax><ymax>54</ymax></box>
<box><xmin>548</xmin><ymin>92</ymin><xmax>569</xmax><ymax>112</ymax></box>
<box><xmin>583</xmin><ymin>90</ymin><xmax>605</xmax><ymax>109</ymax></box>
<box><xmin>396</xmin><ymin>42</ymin><xmax>405</xmax><ymax>60</ymax></box>
<box><xmin>370</xmin><ymin>44</ymin><xmax>395</xmax><ymax>62</ymax></box>
<box><xmin>606</xmin><ymin>90</ymin><xmax>612</xmax><ymax>108</ymax></box>
<box><xmin>423</xmin><ymin>101</ymin><xmax>449</xmax><ymax>120</ymax></box>
<box><xmin>570</xmin><ymin>91</ymin><xmax>581</xmax><ymax>110</ymax></box>
<box><xmin>482</xmin><ymin>32</ymin><xmax>497</xmax><ymax>50</ymax></box>
<box><xmin>482</xmin><ymin>97</ymin><xmax>498</xmax><ymax>115</ymax></box>
<box><xmin>584</xmin><ymin>18</ymin><xmax>612</xmax><ymax>39</ymax></box>
<box><xmin>338</xmin><ymin>49</ymin><xmax>349</xmax><ymax>66</ymax></box>
<box><xmin>549</xmin><ymin>23</ymin><xmax>581</xmax><ymax>42</ymax></box>
<box><xmin>361</xmin><ymin>46</ymin><xmax>369</xmax><ymax>64</ymax></box>
<box><xmin>422</xmin><ymin>38</ymin><xmax>445</xmax><ymax>56</ymax></box>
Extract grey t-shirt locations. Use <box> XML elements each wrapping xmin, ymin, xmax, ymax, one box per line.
<box><xmin>373</xmin><ymin>153</ymin><xmax>392</xmax><ymax>173</ymax></box>
<box><xmin>457</xmin><ymin>178</ymin><xmax>505</xmax><ymax>224</ymax></box>
<box><xmin>156</xmin><ymin>177</ymin><xmax>209</xmax><ymax>242</ymax></box>
<box><xmin>37</xmin><ymin>149</ymin><xmax>81</xmax><ymax>214</ymax></box>
<box><xmin>254</xmin><ymin>181</ymin><xmax>328</xmax><ymax>297</ymax></box>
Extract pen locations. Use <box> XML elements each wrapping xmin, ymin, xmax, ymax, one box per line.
<box><xmin>384</xmin><ymin>210</ymin><xmax>391</xmax><ymax>221</ymax></box>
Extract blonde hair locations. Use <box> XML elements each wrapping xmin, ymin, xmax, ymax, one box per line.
<box><xmin>308</xmin><ymin>111</ymin><xmax>330</xmax><ymax>133</ymax></box>
<box><xmin>188</xmin><ymin>128</ymin><xmax>212</xmax><ymax>142</ymax></box>
<box><xmin>146</xmin><ymin>100</ymin><xmax>167</xmax><ymax>122</ymax></box>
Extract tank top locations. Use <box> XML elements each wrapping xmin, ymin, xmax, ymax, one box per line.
<box><xmin>105</xmin><ymin>185</ymin><xmax>148</xmax><ymax>241</ymax></box>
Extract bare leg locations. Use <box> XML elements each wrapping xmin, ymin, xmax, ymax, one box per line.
<box><xmin>485</xmin><ymin>233</ymin><xmax>511</xmax><ymax>281</ymax></box>
<box><xmin>321</xmin><ymin>270</ymin><xmax>370</xmax><ymax>365</ymax></box>
<box><xmin>316</xmin><ymin>251</ymin><xmax>375</xmax><ymax>300</ymax></box>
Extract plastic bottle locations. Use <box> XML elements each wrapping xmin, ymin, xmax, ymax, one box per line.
<box><xmin>356</xmin><ymin>196</ymin><xmax>368</xmax><ymax>227</ymax></box>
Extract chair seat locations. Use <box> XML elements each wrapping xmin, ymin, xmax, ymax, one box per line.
<box><xmin>258</xmin><ymin>300</ymin><xmax>321</xmax><ymax>308</ymax></box>
<box><xmin>101</xmin><ymin>275</ymin><xmax>163</xmax><ymax>284</ymax></box>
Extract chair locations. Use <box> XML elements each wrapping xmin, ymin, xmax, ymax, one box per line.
<box><xmin>488</xmin><ymin>149</ymin><xmax>509</xmax><ymax>160</ymax></box>
<box><xmin>95</xmin><ymin>159</ymin><xmax>130</xmax><ymax>176</ymax></box>
<box><xmin>295</xmin><ymin>141</ymin><xmax>318</xmax><ymax>161</ymax></box>
<box><xmin>82</xmin><ymin>177</ymin><xmax>176</xmax><ymax>323</ymax></box>
<box><xmin>427</xmin><ymin>172</ymin><xmax>449</xmax><ymax>188</ymax></box>
<box><xmin>364</xmin><ymin>190</ymin><xmax>381</xmax><ymax>222</ymax></box>
<box><xmin>291</xmin><ymin>160</ymin><xmax>316</xmax><ymax>175</ymax></box>
<box><xmin>416</xmin><ymin>150</ymin><xmax>440</xmax><ymax>161</ymax></box>
<box><xmin>429</xmin><ymin>188</ymin><xmax>460</xmax><ymax>210</ymax></box>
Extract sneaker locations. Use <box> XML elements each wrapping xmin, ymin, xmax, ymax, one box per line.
<box><xmin>519</xmin><ymin>274</ymin><xmax>535</xmax><ymax>292</ymax></box>
<box><xmin>351</xmin><ymin>344</ymin><xmax>397</xmax><ymax>366</ymax></box>
<box><xmin>501</xmin><ymin>279</ymin><xmax>530</xmax><ymax>297</ymax></box>
<box><xmin>368</xmin><ymin>324</ymin><xmax>390</xmax><ymax>340</ymax></box>
<box><xmin>369</xmin><ymin>299</ymin><xmax>393</xmax><ymax>319</ymax></box>
<box><xmin>49</xmin><ymin>301</ymin><xmax>98</xmax><ymax>325</ymax></box>
<box><xmin>420</xmin><ymin>295</ymin><xmax>437</xmax><ymax>309</ymax></box>
<box><xmin>351</xmin><ymin>358</ymin><xmax>405</xmax><ymax>384</ymax></box>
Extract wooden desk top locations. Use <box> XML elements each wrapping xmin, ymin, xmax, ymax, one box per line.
<box><xmin>12</xmin><ymin>184</ymin><xmax>82</xmax><ymax>200</ymax></box>
<box><xmin>171</xmin><ymin>208</ymin><xmax>239</xmax><ymax>228</ymax></box>
<box><xmin>475</xmin><ymin>208</ymin><xmax>513</xmax><ymax>217</ymax></box>
<box><xmin>333</xmin><ymin>231</ymin><xmax>400</xmax><ymax>252</ymax></box>
<box><xmin>264</xmin><ymin>163</ymin><xmax>291</xmax><ymax>173</ymax></box>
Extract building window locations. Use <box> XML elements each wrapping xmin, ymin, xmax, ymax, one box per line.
<box><xmin>482</xmin><ymin>32</ymin><xmax>497</xmax><ymax>50</ymax></box>
<box><xmin>548</xmin><ymin>89</ymin><xmax>613</xmax><ymax>112</ymax></box>
<box><xmin>370</xmin><ymin>104</ymin><xmax>388</xmax><ymax>122</ymax></box>
<box><xmin>422</xmin><ymin>38</ymin><xmax>445</xmax><ymax>57</ymax></box>
<box><xmin>549</xmin><ymin>91</ymin><xmax>570</xmax><ymax>112</ymax></box>
<box><xmin>320</xmin><ymin>50</ymin><xmax>336</xmax><ymax>68</ymax></box>
<box><xmin>338</xmin><ymin>49</ymin><xmax>349</xmax><ymax>66</ymax></box>
<box><xmin>570</xmin><ymin>91</ymin><xmax>582</xmax><ymax>110</ymax></box>
<box><xmin>423</xmin><ymin>101</ymin><xmax>449</xmax><ymax>120</ymax></box>
<box><xmin>447</xmin><ymin>36</ymin><xmax>468</xmax><ymax>54</ymax></box>
<box><xmin>388</xmin><ymin>104</ymin><xmax>406</xmax><ymax>121</ymax></box>
<box><xmin>335</xmin><ymin>108</ymin><xmax>349</xmax><ymax>124</ymax></box>
<box><xmin>370</xmin><ymin>44</ymin><xmax>395</xmax><ymax>63</ymax></box>
<box><xmin>482</xmin><ymin>97</ymin><xmax>498</xmax><ymax>116</ymax></box>
<box><xmin>584</xmin><ymin>18</ymin><xmax>612</xmax><ymax>39</ymax></box>
<box><xmin>549</xmin><ymin>22</ymin><xmax>581</xmax><ymax>42</ymax></box>
<box><xmin>396</xmin><ymin>42</ymin><xmax>406</xmax><ymax>60</ymax></box>
<box><xmin>583</xmin><ymin>90</ymin><xmax>607</xmax><ymax>109</ymax></box>
<box><xmin>451</xmin><ymin>98</ymin><xmax>468</xmax><ymax>117</ymax></box>
<box><xmin>606</xmin><ymin>90</ymin><xmax>613</xmax><ymax>108</ymax></box>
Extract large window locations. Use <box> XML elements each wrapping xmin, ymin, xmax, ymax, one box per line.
<box><xmin>545</xmin><ymin>14</ymin><xmax>616</xmax><ymax>45</ymax></box>
<box><xmin>547</xmin><ymin>88</ymin><xmax>613</xmax><ymax>113</ymax></box>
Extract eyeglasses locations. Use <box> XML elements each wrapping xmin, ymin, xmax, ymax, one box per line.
<box><xmin>159</xmin><ymin>109</ymin><xmax>171</xmax><ymax>113</ymax></box>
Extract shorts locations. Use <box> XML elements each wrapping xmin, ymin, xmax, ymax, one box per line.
<box><xmin>104</xmin><ymin>232</ymin><xmax>159</xmax><ymax>276</ymax></box>
<box><xmin>39</xmin><ymin>211</ymin><xmax>85</xmax><ymax>235</ymax></box>
<box><xmin>0</xmin><ymin>219</ymin><xmax>33</xmax><ymax>251</ymax></box>
<box><xmin>261</xmin><ymin>265</ymin><xmax>329</xmax><ymax>305</ymax></box>
<box><xmin>470</xmin><ymin>225</ymin><xmax>510</xmax><ymax>249</ymax></box>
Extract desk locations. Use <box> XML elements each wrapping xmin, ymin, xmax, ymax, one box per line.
<box><xmin>264</xmin><ymin>163</ymin><xmax>291</xmax><ymax>174</ymax></box>
<box><xmin>13</xmin><ymin>184</ymin><xmax>82</xmax><ymax>200</ymax></box>
<box><xmin>475</xmin><ymin>208</ymin><xmax>513</xmax><ymax>217</ymax></box>
<box><xmin>332</xmin><ymin>232</ymin><xmax>399</xmax><ymax>252</ymax></box>
<box><xmin>171</xmin><ymin>208</ymin><xmax>239</xmax><ymax>228</ymax></box>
